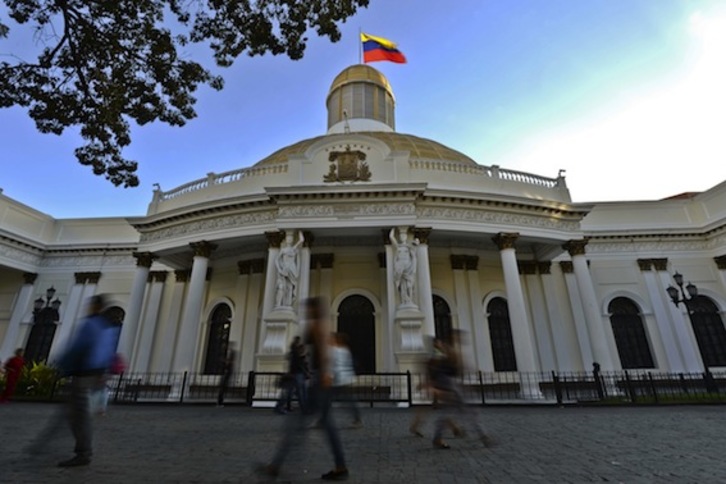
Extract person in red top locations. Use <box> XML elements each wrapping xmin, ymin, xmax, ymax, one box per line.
<box><xmin>1</xmin><ymin>348</ymin><xmax>25</xmax><ymax>402</ymax></box>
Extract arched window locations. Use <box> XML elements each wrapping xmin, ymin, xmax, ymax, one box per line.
<box><xmin>689</xmin><ymin>296</ymin><xmax>726</xmax><ymax>367</ymax></box>
<box><xmin>487</xmin><ymin>297</ymin><xmax>517</xmax><ymax>372</ymax></box>
<box><xmin>608</xmin><ymin>297</ymin><xmax>654</xmax><ymax>369</ymax></box>
<box><xmin>103</xmin><ymin>306</ymin><xmax>125</xmax><ymax>350</ymax></box>
<box><xmin>433</xmin><ymin>295</ymin><xmax>453</xmax><ymax>344</ymax></box>
<box><xmin>203</xmin><ymin>304</ymin><xmax>232</xmax><ymax>375</ymax></box>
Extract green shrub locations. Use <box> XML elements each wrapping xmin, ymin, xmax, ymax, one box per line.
<box><xmin>16</xmin><ymin>361</ymin><xmax>63</xmax><ymax>398</ymax></box>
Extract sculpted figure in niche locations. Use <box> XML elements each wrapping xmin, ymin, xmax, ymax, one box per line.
<box><xmin>275</xmin><ymin>231</ymin><xmax>305</xmax><ymax>309</ymax></box>
<box><xmin>390</xmin><ymin>227</ymin><xmax>419</xmax><ymax>308</ymax></box>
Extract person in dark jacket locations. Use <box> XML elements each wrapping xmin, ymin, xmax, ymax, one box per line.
<box><xmin>55</xmin><ymin>294</ymin><xmax>119</xmax><ymax>467</ymax></box>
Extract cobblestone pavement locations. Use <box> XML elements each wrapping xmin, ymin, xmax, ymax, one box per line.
<box><xmin>1</xmin><ymin>403</ymin><xmax>725</xmax><ymax>483</ymax></box>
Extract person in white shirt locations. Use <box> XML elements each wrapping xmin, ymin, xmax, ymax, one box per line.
<box><xmin>330</xmin><ymin>332</ymin><xmax>362</xmax><ymax>427</ymax></box>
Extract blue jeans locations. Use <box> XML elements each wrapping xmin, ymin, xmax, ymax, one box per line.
<box><xmin>271</xmin><ymin>381</ymin><xmax>346</xmax><ymax>469</ymax></box>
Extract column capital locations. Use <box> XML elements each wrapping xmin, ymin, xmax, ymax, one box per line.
<box><xmin>174</xmin><ymin>269</ymin><xmax>191</xmax><ymax>282</ymax></box>
<box><xmin>322</xmin><ymin>254</ymin><xmax>334</xmax><ymax>270</ymax></box>
<box><xmin>74</xmin><ymin>271</ymin><xmax>101</xmax><ymax>284</ymax></box>
<box><xmin>562</xmin><ymin>239</ymin><xmax>588</xmax><ymax>256</ymax></box>
<box><xmin>714</xmin><ymin>255</ymin><xmax>726</xmax><ymax>270</ymax></box>
<box><xmin>464</xmin><ymin>255</ymin><xmax>479</xmax><ymax>271</ymax></box>
<box><xmin>22</xmin><ymin>272</ymin><xmax>38</xmax><ymax>285</ymax></box>
<box><xmin>311</xmin><ymin>253</ymin><xmax>334</xmax><ymax>269</ymax></box>
<box><xmin>652</xmin><ymin>258</ymin><xmax>669</xmax><ymax>271</ymax></box>
<box><xmin>636</xmin><ymin>259</ymin><xmax>653</xmax><ymax>271</ymax></box>
<box><xmin>132</xmin><ymin>251</ymin><xmax>157</xmax><ymax>268</ymax></box>
<box><xmin>237</xmin><ymin>260</ymin><xmax>251</xmax><ymax>275</ymax></box>
<box><xmin>377</xmin><ymin>252</ymin><xmax>386</xmax><ymax>269</ymax></box>
<box><xmin>302</xmin><ymin>231</ymin><xmax>315</xmax><ymax>248</ymax></box>
<box><xmin>492</xmin><ymin>232</ymin><xmax>519</xmax><ymax>250</ymax></box>
<box><xmin>189</xmin><ymin>241</ymin><xmax>217</xmax><ymax>258</ymax></box>
<box><xmin>537</xmin><ymin>261</ymin><xmax>552</xmax><ymax>275</ymax></box>
<box><xmin>518</xmin><ymin>260</ymin><xmax>538</xmax><ymax>275</ymax></box>
<box><xmin>559</xmin><ymin>261</ymin><xmax>574</xmax><ymax>274</ymax></box>
<box><xmin>265</xmin><ymin>231</ymin><xmax>285</xmax><ymax>248</ymax></box>
<box><xmin>250</xmin><ymin>258</ymin><xmax>266</xmax><ymax>274</ymax></box>
<box><xmin>413</xmin><ymin>227</ymin><xmax>432</xmax><ymax>245</ymax></box>
<box><xmin>450</xmin><ymin>255</ymin><xmax>467</xmax><ymax>270</ymax></box>
<box><xmin>148</xmin><ymin>271</ymin><xmax>168</xmax><ymax>283</ymax></box>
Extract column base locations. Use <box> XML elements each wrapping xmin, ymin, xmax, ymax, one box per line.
<box><xmin>255</xmin><ymin>353</ymin><xmax>289</xmax><ymax>372</ymax></box>
<box><xmin>259</xmin><ymin>308</ymin><xmax>299</xmax><ymax>359</ymax></box>
<box><xmin>394</xmin><ymin>307</ymin><xmax>427</xmax><ymax>353</ymax></box>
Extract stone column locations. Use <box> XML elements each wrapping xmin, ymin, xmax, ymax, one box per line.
<box><xmin>241</xmin><ymin>259</ymin><xmax>264</xmax><ymax>373</ymax></box>
<box><xmin>560</xmin><ymin>261</ymin><xmax>593</xmax><ymax>368</ymax></box>
<box><xmin>378</xmin><ymin>252</ymin><xmax>394</xmax><ymax>371</ymax></box>
<box><xmin>173</xmin><ymin>241</ymin><xmax>216</xmax><ymax>372</ymax></box>
<box><xmin>540</xmin><ymin>262</ymin><xmax>578</xmax><ymax>371</ymax></box>
<box><xmin>298</xmin><ymin>232</ymin><xmax>314</xmax><ymax>303</ymax></box>
<box><xmin>520</xmin><ymin>261</ymin><xmax>557</xmax><ymax>371</ymax></box>
<box><xmin>492</xmin><ymin>233</ymin><xmax>538</xmax><ymax>372</ymax></box>
<box><xmin>230</xmin><ymin>261</ymin><xmax>251</xmax><ymax>367</ymax></box>
<box><xmin>258</xmin><ymin>231</ymin><xmax>294</xmax><ymax>371</ymax></box>
<box><xmin>154</xmin><ymin>270</ymin><xmax>188</xmax><ymax>373</ymax></box>
<box><xmin>1</xmin><ymin>273</ymin><xmax>37</xmax><ymax>359</ymax></box>
<box><xmin>50</xmin><ymin>272</ymin><xmax>97</xmax><ymax>359</ymax></box>
<box><xmin>317</xmin><ymin>254</ymin><xmax>334</xmax><ymax>306</ymax></box>
<box><xmin>638</xmin><ymin>259</ymin><xmax>685</xmax><ymax>372</ymax></box>
<box><xmin>563</xmin><ymin>240</ymin><xmax>614</xmax><ymax>369</ymax></box>
<box><xmin>451</xmin><ymin>256</ymin><xmax>476</xmax><ymax>367</ymax></box>
<box><xmin>715</xmin><ymin>256</ymin><xmax>726</xmax><ymax>295</ymax></box>
<box><xmin>655</xmin><ymin>261</ymin><xmax>704</xmax><ymax>372</ymax></box>
<box><xmin>261</xmin><ymin>231</ymin><xmax>284</xmax><ymax>317</ymax></box>
<box><xmin>390</xmin><ymin>228</ymin><xmax>427</xmax><ymax>370</ymax></box>
<box><xmin>117</xmin><ymin>252</ymin><xmax>155</xmax><ymax>359</ymax></box>
<box><xmin>414</xmin><ymin>228</ymin><xmax>436</xmax><ymax>338</ymax></box>
<box><xmin>132</xmin><ymin>271</ymin><xmax>167</xmax><ymax>372</ymax></box>
<box><xmin>461</xmin><ymin>256</ymin><xmax>494</xmax><ymax>371</ymax></box>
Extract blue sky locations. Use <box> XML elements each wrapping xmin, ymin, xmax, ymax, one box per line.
<box><xmin>2</xmin><ymin>0</ymin><xmax>726</xmax><ymax>218</ymax></box>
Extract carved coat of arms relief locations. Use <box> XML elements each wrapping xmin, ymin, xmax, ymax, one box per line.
<box><xmin>324</xmin><ymin>145</ymin><xmax>372</xmax><ymax>182</ymax></box>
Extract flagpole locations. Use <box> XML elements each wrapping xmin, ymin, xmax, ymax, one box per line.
<box><xmin>358</xmin><ymin>27</ymin><xmax>362</xmax><ymax>64</ymax></box>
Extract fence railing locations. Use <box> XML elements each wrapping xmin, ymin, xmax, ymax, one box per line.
<box><xmin>10</xmin><ymin>369</ymin><xmax>726</xmax><ymax>406</ymax></box>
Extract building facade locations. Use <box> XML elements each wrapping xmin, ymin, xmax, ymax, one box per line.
<box><xmin>2</xmin><ymin>65</ymin><xmax>726</xmax><ymax>376</ymax></box>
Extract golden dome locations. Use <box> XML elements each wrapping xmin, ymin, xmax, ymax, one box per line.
<box><xmin>254</xmin><ymin>132</ymin><xmax>477</xmax><ymax>167</ymax></box>
<box><xmin>327</xmin><ymin>64</ymin><xmax>394</xmax><ymax>101</ymax></box>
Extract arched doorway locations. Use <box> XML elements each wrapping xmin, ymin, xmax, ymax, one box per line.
<box><xmin>433</xmin><ymin>295</ymin><xmax>453</xmax><ymax>344</ymax></box>
<box><xmin>689</xmin><ymin>295</ymin><xmax>726</xmax><ymax>367</ymax></box>
<box><xmin>608</xmin><ymin>297</ymin><xmax>654</xmax><ymax>369</ymax></box>
<box><xmin>203</xmin><ymin>304</ymin><xmax>232</xmax><ymax>375</ymax></box>
<box><xmin>337</xmin><ymin>295</ymin><xmax>376</xmax><ymax>374</ymax></box>
<box><xmin>487</xmin><ymin>297</ymin><xmax>517</xmax><ymax>372</ymax></box>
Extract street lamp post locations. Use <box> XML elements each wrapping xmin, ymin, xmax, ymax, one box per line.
<box><xmin>24</xmin><ymin>286</ymin><xmax>62</xmax><ymax>363</ymax></box>
<box><xmin>665</xmin><ymin>272</ymin><xmax>717</xmax><ymax>393</ymax></box>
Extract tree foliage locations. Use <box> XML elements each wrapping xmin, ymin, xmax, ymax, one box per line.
<box><xmin>0</xmin><ymin>0</ymin><xmax>368</xmax><ymax>187</ymax></box>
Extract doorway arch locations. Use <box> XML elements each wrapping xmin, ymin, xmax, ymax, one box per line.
<box><xmin>337</xmin><ymin>295</ymin><xmax>376</xmax><ymax>374</ymax></box>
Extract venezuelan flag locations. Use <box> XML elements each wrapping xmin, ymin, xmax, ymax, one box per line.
<box><xmin>361</xmin><ymin>33</ymin><xmax>407</xmax><ymax>64</ymax></box>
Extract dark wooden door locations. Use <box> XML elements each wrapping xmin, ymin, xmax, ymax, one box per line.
<box><xmin>337</xmin><ymin>295</ymin><xmax>376</xmax><ymax>374</ymax></box>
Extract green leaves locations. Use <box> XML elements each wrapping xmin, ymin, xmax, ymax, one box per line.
<box><xmin>0</xmin><ymin>0</ymin><xmax>369</xmax><ymax>187</ymax></box>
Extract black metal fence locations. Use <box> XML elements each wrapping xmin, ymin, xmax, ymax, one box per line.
<box><xmin>14</xmin><ymin>369</ymin><xmax>726</xmax><ymax>406</ymax></box>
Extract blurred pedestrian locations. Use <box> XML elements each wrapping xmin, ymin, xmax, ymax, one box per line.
<box><xmin>330</xmin><ymin>332</ymin><xmax>362</xmax><ymax>428</ymax></box>
<box><xmin>432</xmin><ymin>331</ymin><xmax>492</xmax><ymax>449</ymax></box>
<box><xmin>217</xmin><ymin>342</ymin><xmax>237</xmax><ymax>406</ymax></box>
<box><xmin>54</xmin><ymin>294</ymin><xmax>119</xmax><ymax>467</ymax></box>
<box><xmin>274</xmin><ymin>336</ymin><xmax>309</xmax><ymax>414</ymax></box>
<box><xmin>1</xmin><ymin>348</ymin><xmax>25</xmax><ymax>403</ymax></box>
<box><xmin>260</xmin><ymin>297</ymin><xmax>349</xmax><ymax>481</ymax></box>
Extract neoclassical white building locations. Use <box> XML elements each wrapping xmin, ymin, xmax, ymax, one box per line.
<box><xmin>2</xmin><ymin>65</ymin><xmax>726</xmax><ymax>377</ymax></box>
